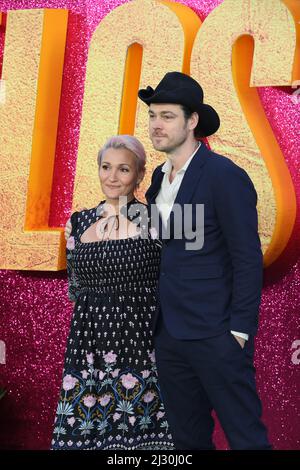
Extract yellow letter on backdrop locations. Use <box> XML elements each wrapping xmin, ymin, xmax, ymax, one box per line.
<box><xmin>0</xmin><ymin>9</ymin><xmax>68</xmax><ymax>270</ymax></box>
<box><xmin>191</xmin><ymin>0</ymin><xmax>298</xmax><ymax>265</ymax></box>
<box><xmin>72</xmin><ymin>0</ymin><xmax>201</xmax><ymax>210</ymax></box>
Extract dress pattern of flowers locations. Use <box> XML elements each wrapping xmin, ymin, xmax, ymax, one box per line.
<box><xmin>51</xmin><ymin>200</ymin><xmax>174</xmax><ymax>450</ymax></box>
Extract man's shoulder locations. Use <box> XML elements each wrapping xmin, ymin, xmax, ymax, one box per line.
<box><xmin>206</xmin><ymin>149</ymin><xmax>241</xmax><ymax>171</ymax></box>
<box><xmin>205</xmin><ymin>149</ymin><xmax>251</xmax><ymax>180</ymax></box>
<box><xmin>204</xmin><ymin>150</ymin><xmax>256</xmax><ymax>200</ymax></box>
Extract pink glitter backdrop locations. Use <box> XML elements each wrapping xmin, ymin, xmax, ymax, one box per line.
<box><xmin>0</xmin><ymin>0</ymin><xmax>299</xmax><ymax>450</ymax></box>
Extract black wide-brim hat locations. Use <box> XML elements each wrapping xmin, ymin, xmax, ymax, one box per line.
<box><xmin>138</xmin><ymin>71</ymin><xmax>220</xmax><ymax>137</ymax></box>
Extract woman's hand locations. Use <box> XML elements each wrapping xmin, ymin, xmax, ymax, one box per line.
<box><xmin>65</xmin><ymin>218</ymin><xmax>72</xmax><ymax>240</ymax></box>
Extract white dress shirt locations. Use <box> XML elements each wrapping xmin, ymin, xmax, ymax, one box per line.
<box><xmin>155</xmin><ymin>143</ymin><xmax>248</xmax><ymax>342</ymax></box>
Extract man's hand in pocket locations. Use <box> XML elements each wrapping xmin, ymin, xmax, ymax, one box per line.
<box><xmin>233</xmin><ymin>335</ymin><xmax>246</xmax><ymax>349</ymax></box>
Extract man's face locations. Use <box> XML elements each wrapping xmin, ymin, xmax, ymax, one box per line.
<box><xmin>148</xmin><ymin>103</ymin><xmax>190</xmax><ymax>154</ymax></box>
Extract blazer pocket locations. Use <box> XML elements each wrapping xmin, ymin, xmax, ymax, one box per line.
<box><xmin>179</xmin><ymin>265</ymin><xmax>223</xmax><ymax>279</ymax></box>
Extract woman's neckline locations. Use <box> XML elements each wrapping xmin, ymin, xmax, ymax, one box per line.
<box><xmin>78</xmin><ymin>233</ymin><xmax>143</xmax><ymax>245</ymax></box>
<box><xmin>79</xmin><ymin>198</ymin><xmax>145</xmax><ymax>244</ymax></box>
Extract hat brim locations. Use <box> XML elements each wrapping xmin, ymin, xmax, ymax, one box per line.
<box><xmin>197</xmin><ymin>104</ymin><xmax>220</xmax><ymax>137</ymax></box>
<box><xmin>138</xmin><ymin>86</ymin><xmax>155</xmax><ymax>103</ymax></box>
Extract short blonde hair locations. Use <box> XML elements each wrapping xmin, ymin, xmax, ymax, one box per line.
<box><xmin>97</xmin><ymin>135</ymin><xmax>146</xmax><ymax>173</ymax></box>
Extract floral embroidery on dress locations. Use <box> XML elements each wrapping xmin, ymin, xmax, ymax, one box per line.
<box><xmin>52</xmin><ymin>204</ymin><xmax>173</xmax><ymax>450</ymax></box>
<box><xmin>53</xmin><ymin>350</ymin><xmax>171</xmax><ymax>449</ymax></box>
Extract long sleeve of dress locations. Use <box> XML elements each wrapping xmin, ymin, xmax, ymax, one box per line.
<box><xmin>66</xmin><ymin>211</ymin><xmax>81</xmax><ymax>302</ymax></box>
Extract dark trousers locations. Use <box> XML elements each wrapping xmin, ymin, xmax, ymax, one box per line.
<box><xmin>154</xmin><ymin>315</ymin><xmax>271</xmax><ymax>450</ymax></box>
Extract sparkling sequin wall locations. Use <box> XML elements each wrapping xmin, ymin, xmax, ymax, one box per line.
<box><xmin>0</xmin><ymin>0</ymin><xmax>299</xmax><ymax>450</ymax></box>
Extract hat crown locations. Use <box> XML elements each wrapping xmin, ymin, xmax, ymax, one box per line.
<box><xmin>155</xmin><ymin>72</ymin><xmax>204</xmax><ymax>101</ymax></box>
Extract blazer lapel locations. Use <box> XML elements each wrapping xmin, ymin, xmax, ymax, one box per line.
<box><xmin>145</xmin><ymin>168</ymin><xmax>164</xmax><ymax>204</ymax></box>
<box><xmin>145</xmin><ymin>166</ymin><xmax>165</xmax><ymax>239</ymax></box>
<box><xmin>172</xmin><ymin>143</ymin><xmax>208</xmax><ymax>207</ymax></box>
<box><xmin>166</xmin><ymin>143</ymin><xmax>209</xmax><ymax>237</ymax></box>
<box><xmin>146</xmin><ymin>144</ymin><xmax>209</xmax><ymax>241</ymax></box>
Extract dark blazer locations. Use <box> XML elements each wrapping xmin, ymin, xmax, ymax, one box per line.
<box><xmin>145</xmin><ymin>143</ymin><xmax>263</xmax><ymax>340</ymax></box>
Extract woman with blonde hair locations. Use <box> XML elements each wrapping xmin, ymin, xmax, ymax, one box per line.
<box><xmin>51</xmin><ymin>135</ymin><xmax>173</xmax><ymax>450</ymax></box>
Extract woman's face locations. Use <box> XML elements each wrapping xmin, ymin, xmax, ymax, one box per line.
<box><xmin>99</xmin><ymin>147</ymin><xmax>141</xmax><ymax>201</ymax></box>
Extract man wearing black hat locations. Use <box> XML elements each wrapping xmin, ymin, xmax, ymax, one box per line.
<box><xmin>139</xmin><ymin>72</ymin><xmax>271</xmax><ymax>450</ymax></box>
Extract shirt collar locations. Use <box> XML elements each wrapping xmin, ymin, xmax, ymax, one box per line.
<box><xmin>161</xmin><ymin>142</ymin><xmax>201</xmax><ymax>175</ymax></box>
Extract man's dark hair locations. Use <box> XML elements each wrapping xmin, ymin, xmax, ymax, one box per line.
<box><xmin>180</xmin><ymin>105</ymin><xmax>204</xmax><ymax>139</ymax></box>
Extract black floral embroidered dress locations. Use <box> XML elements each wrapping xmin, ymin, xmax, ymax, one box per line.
<box><xmin>51</xmin><ymin>199</ymin><xmax>174</xmax><ymax>450</ymax></box>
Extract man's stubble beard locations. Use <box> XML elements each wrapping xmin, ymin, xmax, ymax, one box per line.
<box><xmin>151</xmin><ymin>129</ymin><xmax>189</xmax><ymax>155</ymax></box>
